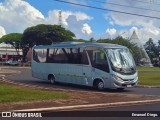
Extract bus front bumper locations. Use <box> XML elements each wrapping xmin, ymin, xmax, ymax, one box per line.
<box><xmin>112</xmin><ymin>75</ymin><xmax>138</xmax><ymax>88</ymax></box>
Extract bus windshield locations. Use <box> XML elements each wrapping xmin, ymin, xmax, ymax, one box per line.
<box><xmin>106</xmin><ymin>48</ymin><xmax>136</xmax><ymax>74</ymax></box>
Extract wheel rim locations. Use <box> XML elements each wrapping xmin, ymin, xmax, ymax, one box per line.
<box><xmin>97</xmin><ymin>81</ymin><xmax>104</xmax><ymax>90</ymax></box>
<box><xmin>50</xmin><ymin>76</ymin><xmax>55</xmax><ymax>84</ymax></box>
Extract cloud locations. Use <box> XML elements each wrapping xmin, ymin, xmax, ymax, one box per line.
<box><xmin>130</xmin><ymin>27</ymin><xmax>160</xmax><ymax>44</ymax></box>
<box><xmin>81</xmin><ymin>24</ymin><xmax>92</xmax><ymax>35</ymax></box>
<box><xmin>0</xmin><ymin>0</ymin><xmax>93</xmax><ymax>39</ymax></box>
<box><xmin>0</xmin><ymin>26</ymin><xmax>6</xmax><ymax>38</ymax></box>
<box><xmin>103</xmin><ymin>0</ymin><xmax>159</xmax><ymax>27</ymax></box>
<box><xmin>106</xmin><ymin>26</ymin><xmax>160</xmax><ymax>45</ymax></box>
<box><xmin>66</xmin><ymin>15</ymin><xmax>93</xmax><ymax>39</ymax></box>
<box><xmin>1</xmin><ymin>0</ymin><xmax>160</xmax><ymax>44</ymax></box>
<box><xmin>106</xmin><ymin>28</ymin><xmax>116</xmax><ymax>36</ymax></box>
<box><xmin>46</xmin><ymin>10</ymin><xmax>92</xmax><ymax>26</ymax></box>
<box><xmin>0</xmin><ymin>0</ymin><xmax>44</xmax><ymax>33</ymax></box>
<box><xmin>103</xmin><ymin>0</ymin><xmax>160</xmax><ymax>44</ymax></box>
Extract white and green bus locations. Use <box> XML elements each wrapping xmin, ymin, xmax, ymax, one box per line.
<box><xmin>32</xmin><ymin>42</ymin><xmax>138</xmax><ymax>90</ymax></box>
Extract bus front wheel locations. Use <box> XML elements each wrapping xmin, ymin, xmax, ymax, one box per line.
<box><xmin>95</xmin><ymin>80</ymin><xmax>104</xmax><ymax>90</ymax></box>
<box><xmin>48</xmin><ymin>74</ymin><xmax>55</xmax><ymax>84</ymax></box>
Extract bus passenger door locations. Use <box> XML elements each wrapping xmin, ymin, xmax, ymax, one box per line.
<box><xmin>72</xmin><ymin>49</ymin><xmax>90</xmax><ymax>85</ymax></box>
<box><xmin>82</xmin><ymin>50</ymin><xmax>92</xmax><ymax>86</ymax></box>
<box><xmin>82</xmin><ymin>65</ymin><xmax>92</xmax><ymax>86</ymax></box>
<box><xmin>85</xmin><ymin>47</ymin><xmax>111</xmax><ymax>88</ymax></box>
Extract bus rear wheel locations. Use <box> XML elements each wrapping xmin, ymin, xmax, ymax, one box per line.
<box><xmin>48</xmin><ymin>75</ymin><xmax>55</xmax><ymax>84</ymax></box>
<box><xmin>95</xmin><ymin>80</ymin><xmax>104</xmax><ymax>90</ymax></box>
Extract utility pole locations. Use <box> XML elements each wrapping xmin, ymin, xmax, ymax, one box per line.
<box><xmin>58</xmin><ymin>10</ymin><xmax>62</xmax><ymax>26</ymax></box>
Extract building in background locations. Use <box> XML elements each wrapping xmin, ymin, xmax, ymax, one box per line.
<box><xmin>0</xmin><ymin>43</ymin><xmax>22</xmax><ymax>61</ymax></box>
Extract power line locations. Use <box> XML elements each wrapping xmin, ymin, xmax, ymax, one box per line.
<box><xmin>126</xmin><ymin>0</ymin><xmax>160</xmax><ymax>6</ymax></box>
<box><xmin>88</xmin><ymin>0</ymin><xmax>160</xmax><ymax>13</ymax></box>
<box><xmin>53</xmin><ymin>0</ymin><xmax>160</xmax><ymax>20</ymax></box>
<box><xmin>93</xmin><ymin>0</ymin><xmax>160</xmax><ymax>6</ymax></box>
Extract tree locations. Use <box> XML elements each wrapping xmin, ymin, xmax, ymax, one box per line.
<box><xmin>158</xmin><ymin>40</ymin><xmax>160</xmax><ymax>47</ymax></box>
<box><xmin>97</xmin><ymin>36</ymin><xmax>138</xmax><ymax>53</ymax></box>
<box><xmin>0</xmin><ymin>33</ymin><xmax>22</xmax><ymax>56</ymax></box>
<box><xmin>97</xmin><ymin>36</ymin><xmax>140</xmax><ymax>64</ymax></box>
<box><xmin>158</xmin><ymin>40</ymin><xmax>160</xmax><ymax>52</ymax></box>
<box><xmin>144</xmin><ymin>38</ymin><xmax>157</xmax><ymax>63</ymax></box>
<box><xmin>89</xmin><ymin>37</ymin><xmax>95</xmax><ymax>42</ymax></box>
<box><xmin>73</xmin><ymin>39</ymin><xmax>87</xmax><ymax>42</ymax></box>
<box><xmin>21</xmin><ymin>24</ymin><xmax>75</xmax><ymax>62</ymax></box>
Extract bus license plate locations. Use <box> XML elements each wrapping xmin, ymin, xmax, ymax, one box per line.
<box><xmin>127</xmin><ymin>85</ymin><xmax>132</xmax><ymax>87</ymax></box>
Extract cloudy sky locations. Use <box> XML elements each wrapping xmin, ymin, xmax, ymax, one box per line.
<box><xmin>0</xmin><ymin>0</ymin><xmax>160</xmax><ymax>44</ymax></box>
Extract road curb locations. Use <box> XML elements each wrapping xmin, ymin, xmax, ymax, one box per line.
<box><xmin>13</xmin><ymin>99</ymin><xmax>160</xmax><ymax>112</ymax></box>
<box><xmin>0</xmin><ymin>66</ymin><xmax>31</xmax><ymax>69</ymax></box>
<box><xmin>137</xmin><ymin>85</ymin><xmax>160</xmax><ymax>88</ymax></box>
<box><xmin>0</xmin><ymin>68</ymin><xmax>21</xmax><ymax>74</ymax></box>
<box><xmin>0</xmin><ymin>71</ymin><xmax>21</xmax><ymax>74</ymax></box>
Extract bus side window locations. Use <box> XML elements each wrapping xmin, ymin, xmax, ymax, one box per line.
<box><xmin>81</xmin><ymin>50</ymin><xmax>89</xmax><ymax>65</ymax></box>
<box><xmin>33</xmin><ymin>49</ymin><xmax>37</xmax><ymax>62</ymax></box>
<box><xmin>94</xmin><ymin>51</ymin><xmax>109</xmax><ymax>73</ymax></box>
<box><xmin>63</xmin><ymin>48</ymin><xmax>89</xmax><ymax>65</ymax></box>
<box><xmin>33</xmin><ymin>49</ymin><xmax>47</xmax><ymax>63</ymax></box>
<box><xmin>95</xmin><ymin>51</ymin><xmax>106</xmax><ymax>64</ymax></box>
<box><xmin>86</xmin><ymin>48</ymin><xmax>109</xmax><ymax>73</ymax></box>
<box><xmin>47</xmin><ymin>48</ymin><xmax>68</xmax><ymax>63</ymax></box>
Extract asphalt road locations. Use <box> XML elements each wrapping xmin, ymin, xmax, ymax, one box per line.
<box><xmin>3</xmin><ymin>67</ymin><xmax>160</xmax><ymax>96</ymax></box>
<box><xmin>1</xmin><ymin>67</ymin><xmax>160</xmax><ymax>120</ymax></box>
<box><xmin>1</xmin><ymin>103</ymin><xmax>159</xmax><ymax>119</ymax></box>
<box><xmin>41</xmin><ymin>103</ymin><xmax>160</xmax><ymax>119</ymax></box>
<box><xmin>77</xmin><ymin>102</ymin><xmax>160</xmax><ymax>111</ymax></box>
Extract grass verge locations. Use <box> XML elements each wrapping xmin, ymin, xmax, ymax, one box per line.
<box><xmin>0</xmin><ymin>84</ymin><xmax>70</xmax><ymax>103</ymax></box>
<box><xmin>138</xmin><ymin>72</ymin><xmax>160</xmax><ymax>86</ymax></box>
<box><xmin>137</xmin><ymin>66</ymin><xmax>160</xmax><ymax>71</ymax></box>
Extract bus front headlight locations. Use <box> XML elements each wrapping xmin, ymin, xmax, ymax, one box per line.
<box><xmin>112</xmin><ymin>74</ymin><xmax>123</xmax><ymax>81</ymax></box>
<box><xmin>134</xmin><ymin>76</ymin><xmax>138</xmax><ymax>81</ymax></box>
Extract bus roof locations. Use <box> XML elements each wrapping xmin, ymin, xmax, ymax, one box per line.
<box><xmin>33</xmin><ymin>42</ymin><xmax>127</xmax><ymax>49</ymax></box>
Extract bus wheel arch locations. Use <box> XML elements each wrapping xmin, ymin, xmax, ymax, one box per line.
<box><xmin>93</xmin><ymin>79</ymin><xmax>105</xmax><ymax>90</ymax></box>
<box><xmin>48</xmin><ymin>74</ymin><xmax>55</xmax><ymax>84</ymax></box>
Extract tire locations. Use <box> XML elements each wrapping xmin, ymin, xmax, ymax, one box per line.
<box><xmin>95</xmin><ymin>80</ymin><xmax>104</xmax><ymax>90</ymax></box>
<box><xmin>48</xmin><ymin>75</ymin><xmax>55</xmax><ymax>84</ymax></box>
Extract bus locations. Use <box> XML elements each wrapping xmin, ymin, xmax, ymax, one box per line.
<box><xmin>32</xmin><ymin>42</ymin><xmax>138</xmax><ymax>90</ymax></box>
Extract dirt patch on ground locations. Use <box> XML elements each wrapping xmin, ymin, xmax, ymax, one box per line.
<box><xmin>0</xmin><ymin>80</ymin><xmax>160</xmax><ymax>112</ymax></box>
